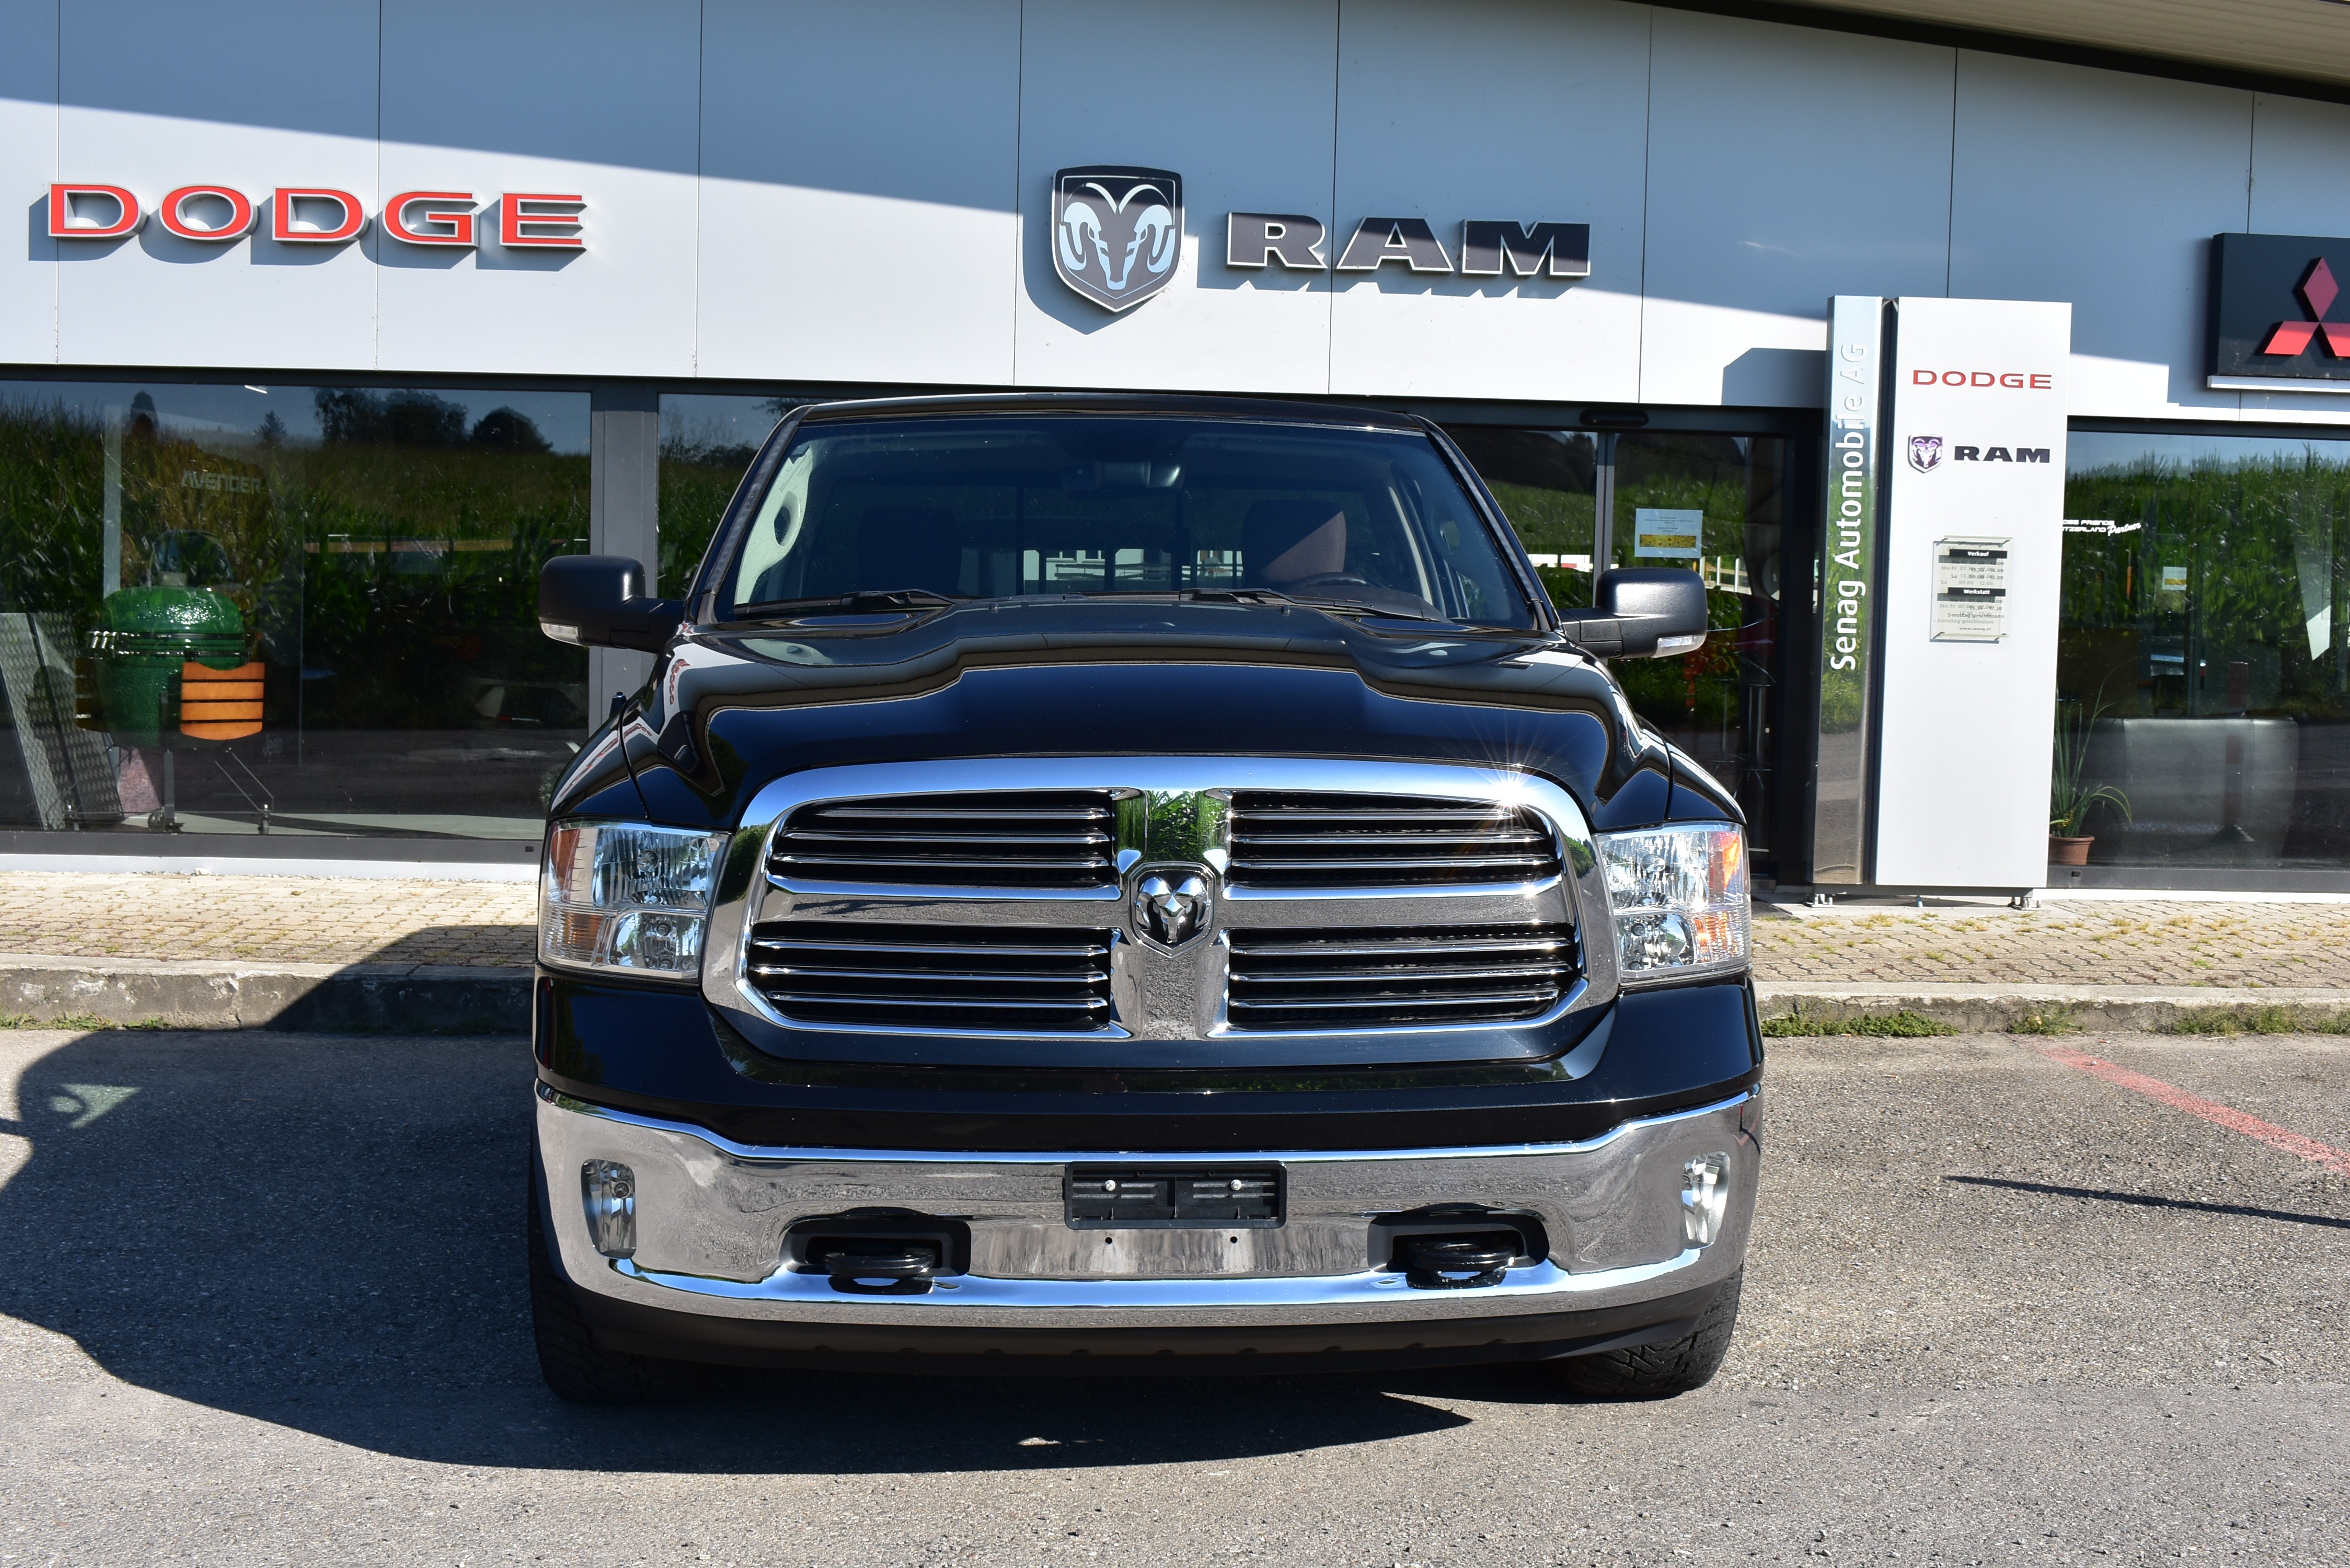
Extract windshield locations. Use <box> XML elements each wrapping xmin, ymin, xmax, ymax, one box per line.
<box><xmin>713</xmin><ymin>415</ymin><xmax>1536</xmax><ymax>629</ymax></box>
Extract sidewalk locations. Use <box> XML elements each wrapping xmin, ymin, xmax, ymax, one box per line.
<box><xmin>2</xmin><ymin>871</ymin><xmax>2346</xmax><ymax>1030</ymax></box>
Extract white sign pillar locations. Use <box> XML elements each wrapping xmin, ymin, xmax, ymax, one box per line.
<box><xmin>1871</xmin><ymin>297</ymin><xmax>2072</xmax><ymax>889</ymax></box>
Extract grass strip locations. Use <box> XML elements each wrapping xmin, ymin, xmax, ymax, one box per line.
<box><xmin>2165</xmin><ymin>1005</ymin><xmax>2350</xmax><ymax>1037</ymax></box>
<box><xmin>1760</xmin><ymin>1007</ymin><xmax>1956</xmax><ymax>1039</ymax></box>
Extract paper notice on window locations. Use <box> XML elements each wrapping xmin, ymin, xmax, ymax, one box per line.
<box><xmin>1931</xmin><ymin>537</ymin><xmax>2009</xmax><ymax>642</ymax></box>
<box><xmin>1632</xmin><ymin>508</ymin><xmax>1701</xmax><ymax>560</ymax></box>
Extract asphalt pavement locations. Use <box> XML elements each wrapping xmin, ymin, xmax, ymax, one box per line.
<box><xmin>0</xmin><ymin>1026</ymin><xmax>2344</xmax><ymax>1566</ymax></box>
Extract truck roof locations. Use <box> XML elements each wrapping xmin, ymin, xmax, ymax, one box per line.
<box><xmin>790</xmin><ymin>390</ymin><xmax>1426</xmax><ymax>431</ymax></box>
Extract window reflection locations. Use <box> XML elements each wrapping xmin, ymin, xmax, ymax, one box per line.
<box><xmin>659</xmin><ymin>394</ymin><xmax>794</xmax><ymax>592</ymax></box>
<box><xmin>1449</xmin><ymin>425</ymin><xmax>1788</xmax><ymax>868</ymax></box>
<box><xmin>0</xmin><ymin>380</ymin><xmax>587</xmax><ymax>840</ymax></box>
<box><xmin>2062</xmin><ymin>432</ymin><xmax>2350</xmax><ymax>870</ymax></box>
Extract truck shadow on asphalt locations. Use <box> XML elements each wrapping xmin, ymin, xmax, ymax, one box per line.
<box><xmin>0</xmin><ymin>1029</ymin><xmax>1597</xmax><ymax>1473</ymax></box>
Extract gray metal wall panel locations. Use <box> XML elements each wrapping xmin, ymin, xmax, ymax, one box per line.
<box><xmin>54</xmin><ymin>0</ymin><xmax>378</xmax><ymax>370</ymax></box>
<box><xmin>1948</xmin><ymin>50</ymin><xmax>2249</xmax><ymax>419</ymax></box>
<box><xmin>1012</xmin><ymin>0</ymin><xmax>1338</xmax><ymax>393</ymax></box>
<box><xmin>1640</xmin><ymin>10</ymin><xmax>1955</xmax><ymax>408</ymax></box>
<box><xmin>1327</xmin><ymin>0</ymin><xmax>1649</xmax><ymax>403</ymax></box>
<box><xmin>697</xmin><ymin>0</ymin><xmax>1021</xmax><ymax>386</ymax></box>
<box><xmin>0</xmin><ymin>0</ymin><xmax>58</xmax><ymax>363</ymax></box>
<box><xmin>376</xmin><ymin>0</ymin><xmax>701</xmax><ymax>378</ymax></box>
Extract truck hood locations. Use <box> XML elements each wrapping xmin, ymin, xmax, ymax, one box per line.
<box><xmin>562</xmin><ymin>598</ymin><xmax>1716</xmax><ymax>831</ymax></box>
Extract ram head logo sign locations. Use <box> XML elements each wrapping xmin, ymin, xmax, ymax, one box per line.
<box><xmin>1053</xmin><ymin>166</ymin><xmax>1182</xmax><ymax>312</ymax></box>
<box><xmin>1908</xmin><ymin>435</ymin><xmax>1944</xmax><ymax>472</ymax></box>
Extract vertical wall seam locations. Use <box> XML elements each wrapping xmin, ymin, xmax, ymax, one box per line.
<box><xmin>1010</xmin><ymin>0</ymin><xmax>1024</xmax><ymax>388</ymax></box>
<box><xmin>2245</xmin><ymin>93</ymin><xmax>2257</xmax><ymax>232</ymax></box>
<box><xmin>1324</xmin><ymin>0</ymin><xmax>1342</xmax><ymax>395</ymax></box>
<box><xmin>693</xmin><ymin>0</ymin><xmax>706</xmax><ymax>381</ymax></box>
<box><xmin>374</xmin><ymin>0</ymin><xmax>385</xmax><ymax>370</ymax></box>
<box><xmin>2242</xmin><ymin>93</ymin><xmax>2257</xmax><ymax>418</ymax></box>
<box><xmin>52</xmin><ymin>0</ymin><xmax>62</xmax><ymax>361</ymax></box>
<box><xmin>1634</xmin><ymin>6</ymin><xmax>1654</xmax><ymax>404</ymax></box>
<box><xmin>1944</xmin><ymin>51</ymin><xmax>1958</xmax><ymax>298</ymax></box>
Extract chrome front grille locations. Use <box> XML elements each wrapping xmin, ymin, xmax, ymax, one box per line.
<box><xmin>768</xmin><ymin>791</ymin><xmax>1116</xmax><ymax>889</ymax></box>
<box><xmin>720</xmin><ymin>759</ymin><xmax>1600</xmax><ymax>1055</ymax></box>
<box><xmin>1225</xmin><ymin>925</ymin><xmax>1576</xmax><ymax>1030</ymax></box>
<box><xmin>746</xmin><ymin>922</ymin><xmax>1114</xmax><ymax>1032</ymax></box>
<box><xmin>1227</xmin><ymin>792</ymin><xmax>1562</xmax><ymax>888</ymax></box>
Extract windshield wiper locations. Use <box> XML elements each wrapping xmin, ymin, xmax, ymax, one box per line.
<box><xmin>731</xmin><ymin>587</ymin><xmax>961</xmax><ymax>617</ymax></box>
<box><xmin>1156</xmin><ymin>587</ymin><xmax>1450</xmax><ymax>625</ymax></box>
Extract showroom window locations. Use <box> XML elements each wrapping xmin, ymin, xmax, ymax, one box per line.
<box><xmin>1447</xmin><ymin>425</ymin><xmax>1791</xmax><ymax>866</ymax></box>
<box><xmin>2061</xmin><ymin>430</ymin><xmax>2350</xmax><ymax>872</ymax></box>
<box><xmin>0</xmin><ymin>379</ymin><xmax>587</xmax><ymax>841</ymax></box>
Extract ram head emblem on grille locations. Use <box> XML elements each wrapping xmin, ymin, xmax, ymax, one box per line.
<box><xmin>1134</xmin><ymin>871</ymin><xmax>1212</xmax><ymax>947</ymax></box>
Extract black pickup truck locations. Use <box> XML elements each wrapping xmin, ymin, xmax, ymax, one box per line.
<box><xmin>528</xmin><ymin>393</ymin><xmax>1760</xmax><ymax>1401</ymax></box>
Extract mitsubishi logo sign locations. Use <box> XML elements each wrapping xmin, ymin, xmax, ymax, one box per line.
<box><xmin>2207</xmin><ymin>232</ymin><xmax>2350</xmax><ymax>386</ymax></box>
<box><xmin>2261</xmin><ymin>257</ymin><xmax>2350</xmax><ymax>358</ymax></box>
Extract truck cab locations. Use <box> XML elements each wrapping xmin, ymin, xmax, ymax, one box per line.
<box><xmin>527</xmin><ymin>393</ymin><xmax>1760</xmax><ymax>1400</ymax></box>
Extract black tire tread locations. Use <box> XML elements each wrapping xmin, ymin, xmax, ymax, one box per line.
<box><xmin>1553</xmin><ymin>1269</ymin><xmax>1743</xmax><ymax>1400</ymax></box>
<box><xmin>527</xmin><ymin>1151</ymin><xmax>710</xmax><ymax>1405</ymax></box>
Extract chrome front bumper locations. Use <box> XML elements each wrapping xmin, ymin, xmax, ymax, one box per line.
<box><xmin>536</xmin><ymin>1085</ymin><xmax>1759</xmax><ymax>1333</ymax></box>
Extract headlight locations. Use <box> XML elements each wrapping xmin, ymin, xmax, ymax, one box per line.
<box><xmin>539</xmin><ymin>820</ymin><xmax>728</xmax><ymax>979</ymax></box>
<box><xmin>1599</xmin><ymin>822</ymin><xmax>1748</xmax><ymax>981</ymax></box>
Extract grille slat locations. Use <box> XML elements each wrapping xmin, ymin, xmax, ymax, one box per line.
<box><xmin>769</xmin><ymin>791</ymin><xmax>1116</xmax><ymax>889</ymax></box>
<box><xmin>748</xmin><ymin>922</ymin><xmax>1114</xmax><ymax>1031</ymax></box>
<box><xmin>1227</xmin><ymin>792</ymin><xmax>1563</xmax><ymax>889</ymax></box>
<box><xmin>1225</xmin><ymin>924</ymin><xmax>1575</xmax><ymax>1030</ymax></box>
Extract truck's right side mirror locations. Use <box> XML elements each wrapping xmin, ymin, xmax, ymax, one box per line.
<box><xmin>539</xmin><ymin>555</ymin><xmax>683</xmax><ymax>652</ymax></box>
<box><xmin>1553</xmin><ymin>567</ymin><xmax>1710</xmax><ymax>659</ymax></box>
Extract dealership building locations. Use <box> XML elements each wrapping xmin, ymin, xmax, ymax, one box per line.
<box><xmin>7</xmin><ymin>0</ymin><xmax>2350</xmax><ymax>894</ymax></box>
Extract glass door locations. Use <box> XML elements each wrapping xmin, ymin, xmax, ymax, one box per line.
<box><xmin>1607</xmin><ymin>433</ymin><xmax>1789</xmax><ymax>852</ymax></box>
<box><xmin>1448</xmin><ymin>423</ymin><xmax>1791</xmax><ymax>866</ymax></box>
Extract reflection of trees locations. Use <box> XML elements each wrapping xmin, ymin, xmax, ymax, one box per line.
<box><xmin>0</xmin><ymin>400</ymin><xmax>106</xmax><ymax>616</ymax></box>
<box><xmin>0</xmin><ymin>394</ymin><xmax>589</xmax><ymax>734</ymax></box>
<box><xmin>2065</xmin><ymin>452</ymin><xmax>2350</xmax><ymax>719</ymax></box>
<box><xmin>659</xmin><ymin>439</ymin><xmax>761</xmax><ymax>592</ymax></box>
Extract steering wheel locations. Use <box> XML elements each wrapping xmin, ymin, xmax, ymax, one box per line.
<box><xmin>1283</xmin><ymin>572</ymin><xmax>1375</xmax><ymax>590</ymax></box>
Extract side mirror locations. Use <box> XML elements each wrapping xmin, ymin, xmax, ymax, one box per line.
<box><xmin>538</xmin><ymin>555</ymin><xmax>683</xmax><ymax>653</ymax></box>
<box><xmin>1552</xmin><ymin>568</ymin><xmax>1710</xmax><ymax>658</ymax></box>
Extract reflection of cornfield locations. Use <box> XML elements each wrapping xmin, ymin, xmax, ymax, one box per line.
<box><xmin>2065</xmin><ymin>452</ymin><xmax>2350</xmax><ymax>719</ymax></box>
<box><xmin>659</xmin><ymin>443</ymin><xmax>760</xmax><ymax>593</ymax></box>
<box><xmin>0</xmin><ymin>397</ymin><xmax>589</xmax><ymax>732</ymax></box>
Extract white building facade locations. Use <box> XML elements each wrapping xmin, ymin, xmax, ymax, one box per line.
<box><xmin>5</xmin><ymin>0</ymin><xmax>2349</xmax><ymax>892</ymax></box>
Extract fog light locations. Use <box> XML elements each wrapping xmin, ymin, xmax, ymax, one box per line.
<box><xmin>1681</xmin><ymin>1152</ymin><xmax>1731</xmax><ymax>1247</ymax></box>
<box><xmin>582</xmin><ymin>1160</ymin><xmax>637</xmax><ymax>1258</ymax></box>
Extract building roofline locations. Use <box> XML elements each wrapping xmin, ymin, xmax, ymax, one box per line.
<box><xmin>1654</xmin><ymin>0</ymin><xmax>2350</xmax><ymax>105</ymax></box>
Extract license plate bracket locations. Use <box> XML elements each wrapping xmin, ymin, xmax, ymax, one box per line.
<box><xmin>1065</xmin><ymin>1165</ymin><xmax>1285</xmax><ymax>1229</ymax></box>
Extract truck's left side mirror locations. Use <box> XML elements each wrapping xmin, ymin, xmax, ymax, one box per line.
<box><xmin>539</xmin><ymin>555</ymin><xmax>683</xmax><ymax>653</ymax></box>
<box><xmin>1552</xmin><ymin>568</ymin><xmax>1710</xmax><ymax>659</ymax></box>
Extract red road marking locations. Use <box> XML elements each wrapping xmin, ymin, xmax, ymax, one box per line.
<box><xmin>2037</xmin><ymin>1045</ymin><xmax>2350</xmax><ymax>1178</ymax></box>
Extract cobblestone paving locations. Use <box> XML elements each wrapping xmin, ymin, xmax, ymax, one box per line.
<box><xmin>0</xmin><ymin>873</ymin><xmax>537</xmax><ymax>967</ymax></box>
<box><xmin>1752</xmin><ymin>898</ymin><xmax>2350</xmax><ymax>988</ymax></box>
<box><xmin>2</xmin><ymin>872</ymin><xmax>2348</xmax><ymax>986</ymax></box>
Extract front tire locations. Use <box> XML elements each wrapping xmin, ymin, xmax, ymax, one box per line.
<box><xmin>527</xmin><ymin>1146</ymin><xmax>710</xmax><ymax>1404</ymax></box>
<box><xmin>1553</xmin><ymin>1269</ymin><xmax>1743</xmax><ymax>1400</ymax></box>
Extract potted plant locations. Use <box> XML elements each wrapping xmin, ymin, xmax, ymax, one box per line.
<box><xmin>2049</xmin><ymin>697</ymin><xmax>2129</xmax><ymax>864</ymax></box>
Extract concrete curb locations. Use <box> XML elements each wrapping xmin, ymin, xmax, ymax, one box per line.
<box><xmin>0</xmin><ymin>955</ymin><xmax>529</xmax><ymax>1032</ymax></box>
<box><xmin>2</xmin><ymin>956</ymin><xmax>2344</xmax><ymax>1036</ymax></box>
<box><xmin>1754</xmin><ymin>981</ymin><xmax>2350</xmax><ymax>1034</ymax></box>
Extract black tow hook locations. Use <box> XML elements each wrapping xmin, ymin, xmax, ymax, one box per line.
<box><xmin>817</xmin><ymin>1241</ymin><xmax>940</xmax><ymax>1296</ymax></box>
<box><xmin>1400</xmin><ymin>1235</ymin><xmax>1517</xmax><ymax>1290</ymax></box>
